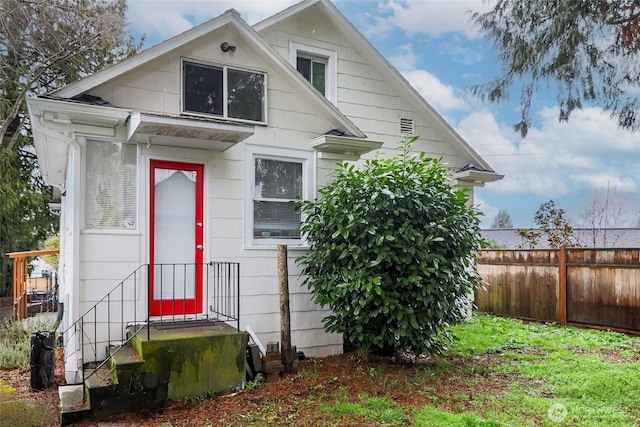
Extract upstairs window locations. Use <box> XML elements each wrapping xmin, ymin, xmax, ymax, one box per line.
<box><xmin>296</xmin><ymin>55</ymin><xmax>326</xmax><ymax>96</ymax></box>
<box><xmin>182</xmin><ymin>60</ymin><xmax>266</xmax><ymax>123</ymax></box>
<box><xmin>290</xmin><ymin>43</ymin><xmax>337</xmax><ymax>104</ymax></box>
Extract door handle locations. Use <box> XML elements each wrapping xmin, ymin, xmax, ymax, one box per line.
<box><xmin>196</xmin><ymin>245</ymin><xmax>204</xmax><ymax>250</ymax></box>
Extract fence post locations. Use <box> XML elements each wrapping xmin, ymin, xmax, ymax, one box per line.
<box><xmin>558</xmin><ymin>246</ymin><xmax>567</xmax><ymax>325</ymax></box>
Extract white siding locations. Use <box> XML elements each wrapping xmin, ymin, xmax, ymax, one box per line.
<box><xmin>65</xmin><ymin>3</ymin><xmax>489</xmax><ymax>361</ymax></box>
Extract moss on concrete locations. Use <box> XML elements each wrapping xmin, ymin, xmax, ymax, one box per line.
<box><xmin>130</xmin><ymin>329</ymin><xmax>245</xmax><ymax>400</ymax></box>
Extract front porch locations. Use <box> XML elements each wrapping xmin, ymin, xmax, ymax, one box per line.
<box><xmin>54</xmin><ymin>261</ymin><xmax>243</xmax><ymax>425</ymax></box>
<box><xmin>59</xmin><ymin>321</ymin><xmax>245</xmax><ymax>425</ymax></box>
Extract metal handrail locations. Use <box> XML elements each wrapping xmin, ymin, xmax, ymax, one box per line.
<box><xmin>62</xmin><ymin>262</ymin><xmax>240</xmax><ymax>386</ymax></box>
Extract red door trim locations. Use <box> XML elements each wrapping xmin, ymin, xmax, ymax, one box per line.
<box><xmin>149</xmin><ymin>160</ymin><xmax>204</xmax><ymax>316</ymax></box>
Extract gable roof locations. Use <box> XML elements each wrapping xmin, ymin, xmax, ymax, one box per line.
<box><xmin>254</xmin><ymin>0</ymin><xmax>498</xmax><ymax>175</ymax></box>
<box><xmin>52</xmin><ymin>7</ymin><xmax>365</xmax><ymax>138</ymax></box>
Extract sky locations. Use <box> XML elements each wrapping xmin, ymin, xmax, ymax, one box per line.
<box><xmin>125</xmin><ymin>0</ymin><xmax>640</xmax><ymax>229</ymax></box>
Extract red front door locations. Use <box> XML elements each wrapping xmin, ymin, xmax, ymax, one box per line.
<box><xmin>149</xmin><ymin>160</ymin><xmax>204</xmax><ymax>316</ymax></box>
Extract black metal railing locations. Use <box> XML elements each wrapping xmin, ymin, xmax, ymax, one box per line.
<box><xmin>61</xmin><ymin>262</ymin><xmax>240</xmax><ymax>386</ymax></box>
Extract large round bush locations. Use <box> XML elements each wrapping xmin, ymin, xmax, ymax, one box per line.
<box><xmin>297</xmin><ymin>138</ymin><xmax>482</xmax><ymax>355</ymax></box>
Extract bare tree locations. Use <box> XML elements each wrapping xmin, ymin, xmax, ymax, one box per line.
<box><xmin>0</xmin><ymin>0</ymin><xmax>141</xmax><ymax>159</ymax></box>
<box><xmin>491</xmin><ymin>209</ymin><xmax>514</xmax><ymax>229</ymax></box>
<box><xmin>576</xmin><ymin>184</ymin><xmax>629</xmax><ymax>247</ymax></box>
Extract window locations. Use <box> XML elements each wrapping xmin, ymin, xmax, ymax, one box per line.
<box><xmin>183</xmin><ymin>60</ymin><xmax>266</xmax><ymax>123</ymax></box>
<box><xmin>85</xmin><ymin>140</ymin><xmax>137</xmax><ymax>230</ymax></box>
<box><xmin>296</xmin><ymin>55</ymin><xmax>326</xmax><ymax>96</ymax></box>
<box><xmin>290</xmin><ymin>42</ymin><xmax>336</xmax><ymax>104</ymax></box>
<box><xmin>245</xmin><ymin>145</ymin><xmax>314</xmax><ymax>246</ymax></box>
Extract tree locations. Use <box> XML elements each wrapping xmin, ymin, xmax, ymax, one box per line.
<box><xmin>491</xmin><ymin>209</ymin><xmax>513</xmax><ymax>228</ymax></box>
<box><xmin>0</xmin><ymin>0</ymin><xmax>141</xmax><ymax>295</ymax></box>
<box><xmin>470</xmin><ymin>1</ymin><xmax>640</xmax><ymax>136</ymax></box>
<box><xmin>0</xmin><ymin>140</ymin><xmax>57</xmax><ymax>295</ymax></box>
<box><xmin>518</xmin><ymin>200</ymin><xmax>577</xmax><ymax>248</ymax></box>
<box><xmin>1</xmin><ymin>0</ymin><xmax>140</xmax><ymax>157</ymax></box>
<box><xmin>577</xmin><ymin>185</ymin><xmax>629</xmax><ymax>247</ymax></box>
<box><xmin>297</xmin><ymin>137</ymin><xmax>483</xmax><ymax>356</ymax></box>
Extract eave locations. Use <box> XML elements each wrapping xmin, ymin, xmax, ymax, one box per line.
<box><xmin>310</xmin><ymin>134</ymin><xmax>382</xmax><ymax>160</ymax></box>
<box><xmin>454</xmin><ymin>170</ymin><xmax>504</xmax><ymax>187</ymax></box>
<box><xmin>127</xmin><ymin>113</ymin><xmax>254</xmax><ymax>151</ymax></box>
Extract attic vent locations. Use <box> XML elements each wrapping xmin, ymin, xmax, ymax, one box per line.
<box><xmin>400</xmin><ymin>118</ymin><xmax>414</xmax><ymax>135</ymax></box>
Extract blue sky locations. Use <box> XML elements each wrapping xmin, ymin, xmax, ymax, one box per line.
<box><xmin>126</xmin><ymin>0</ymin><xmax>640</xmax><ymax>228</ymax></box>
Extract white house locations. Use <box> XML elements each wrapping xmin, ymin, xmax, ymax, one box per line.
<box><xmin>27</xmin><ymin>0</ymin><xmax>502</xmax><ymax>386</ymax></box>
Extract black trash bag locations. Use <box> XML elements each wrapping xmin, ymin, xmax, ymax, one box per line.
<box><xmin>30</xmin><ymin>331</ymin><xmax>56</xmax><ymax>391</ymax></box>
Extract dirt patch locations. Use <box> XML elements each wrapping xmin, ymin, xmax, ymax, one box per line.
<box><xmin>0</xmin><ymin>348</ymin><xmax>531</xmax><ymax>427</ymax></box>
<box><xmin>0</xmin><ymin>347</ymin><xmax>64</xmax><ymax>427</ymax></box>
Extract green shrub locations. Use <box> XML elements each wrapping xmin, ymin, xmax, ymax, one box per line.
<box><xmin>0</xmin><ymin>318</ymin><xmax>56</xmax><ymax>369</ymax></box>
<box><xmin>297</xmin><ymin>137</ymin><xmax>482</xmax><ymax>355</ymax></box>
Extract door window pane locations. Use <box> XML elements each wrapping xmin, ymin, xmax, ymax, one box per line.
<box><xmin>153</xmin><ymin>169</ymin><xmax>196</xmax><ymax>299</ymax></box>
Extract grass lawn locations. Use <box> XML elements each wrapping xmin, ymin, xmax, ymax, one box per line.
<box><xmin>195</xmin><ymin>313</ymin><xmax>640</xmax><ymax>427</ymax></box>
<box><xmin>3</xmin><ymin>312</ymin><xmax>640</xmax><ymax>426</ymax></box>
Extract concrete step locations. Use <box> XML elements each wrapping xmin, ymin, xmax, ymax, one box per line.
<box><xmin>85</xmin><ymin>366</ymin><xmax>114</xmax><ymax>389</ymax></box>
<box><xmin>59</xmin><ymin>384</ymin><xmax>90</xmax><ymax>426</ymax></box>
<box><xmin>108</xmin><ymin>343</ymin><xmax>144</xmax><ymax>370</ymax></box>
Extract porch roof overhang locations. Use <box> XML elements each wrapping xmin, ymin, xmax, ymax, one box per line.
<box><xmin>454</xmin><ymin>169</ymin><xmax>504</xmax><ymax>187</ymax></box>
<box><xmin>126</xmin><ymin>113</ymin><xmax>255</xmax><ymax>151</ymax></box>
<box><xmin>27</xmin><ymin>97</ymin><xmax>130</xmax><ymax>187</ymax></box>
<box><xmin>310</xmin><ymin>133</ymin><xmax>383</xmax><ymax>160</ymax></box>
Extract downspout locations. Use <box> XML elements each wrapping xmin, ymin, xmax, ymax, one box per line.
<box><xmin>37</xmin><ymin>122</ymin><xmax>82</xmax><ymax>383</ymax></box>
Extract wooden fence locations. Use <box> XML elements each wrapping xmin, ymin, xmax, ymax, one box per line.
<box><xmin>475</xmin><ymin>248</ymin><xmax>640</xmax><ymax>333</ymax></box>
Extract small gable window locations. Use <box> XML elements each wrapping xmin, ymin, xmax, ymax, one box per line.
<box><xmin>290</xmin><ymin>42</ymin><xmax>336</xmax><ymax>104</ymax></box>
<box><xmin>296</xmin><ymin>55</ymin><xmax>326</xmax><ymax>96</ymax></box>
<box><xmin>183</xmin><ymin>60</ymin><xmax>266</xmax><ymax>123</ymax></box>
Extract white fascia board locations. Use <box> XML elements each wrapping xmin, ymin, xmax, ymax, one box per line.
<box><xmin>27</xmin><ymin>97</ymin><xmax>130</xmax><ymax>127</ymax></box>
<box><xmin>53</xmin><ymin>11</ymin><xmax>241</xmax><ymax>98</ymax></box>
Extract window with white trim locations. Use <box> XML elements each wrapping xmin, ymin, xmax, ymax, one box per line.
<box><xmin>85</xmin><ymin>140</ymin><xmax>137</xmax><ymax>230</ymax></box>
<box><xmin>182</xmin><ymin>60</ymin><xmax>266</xmax><ymax>123</ymax></box>
<box><xmin>245</xmin><ymin>145</ymin><xmax>314</xmax><ymax>246</ymax></box>
<box><xmin>290</xmin><ymin>42</ymin><xmax>337</xmax><ymax>104</ymax></box>
<box><xmin>297</xmin><ymin>55</ymin><xmax>327</xmax><ymax>96</ymax></box>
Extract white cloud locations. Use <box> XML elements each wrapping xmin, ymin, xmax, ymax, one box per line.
<box><xmin>127</xmin><ymin>0</ymin><xmax>298</xmax><ymax>43</ymax></box>
<box><xmin>402</xmin><ymin>69</ymin><xmax>469</xmax><ymax>112</ymax></box>
<box><xmin>457</xmin><ymin>107</ymin><xmax>640</xmax><ymax>201</ymax></box>
<box><xmin>388</xmin><ymin>44</ymin><xmax>420</xmax><ymax>70</ymax></box>
<box><xmin>437</xmin><ymin>35</ymin><xmax>484</xmax><ymax>65</ymax></box>
<box><xmin>474</xmin><ymin>195</ymin><xmax>499</xmax><ymax>228</ymax></box>
<box><xmin>381</xmin><ymin>0</ymin><xmax>491</xmax><ymax>38</ymax></box>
